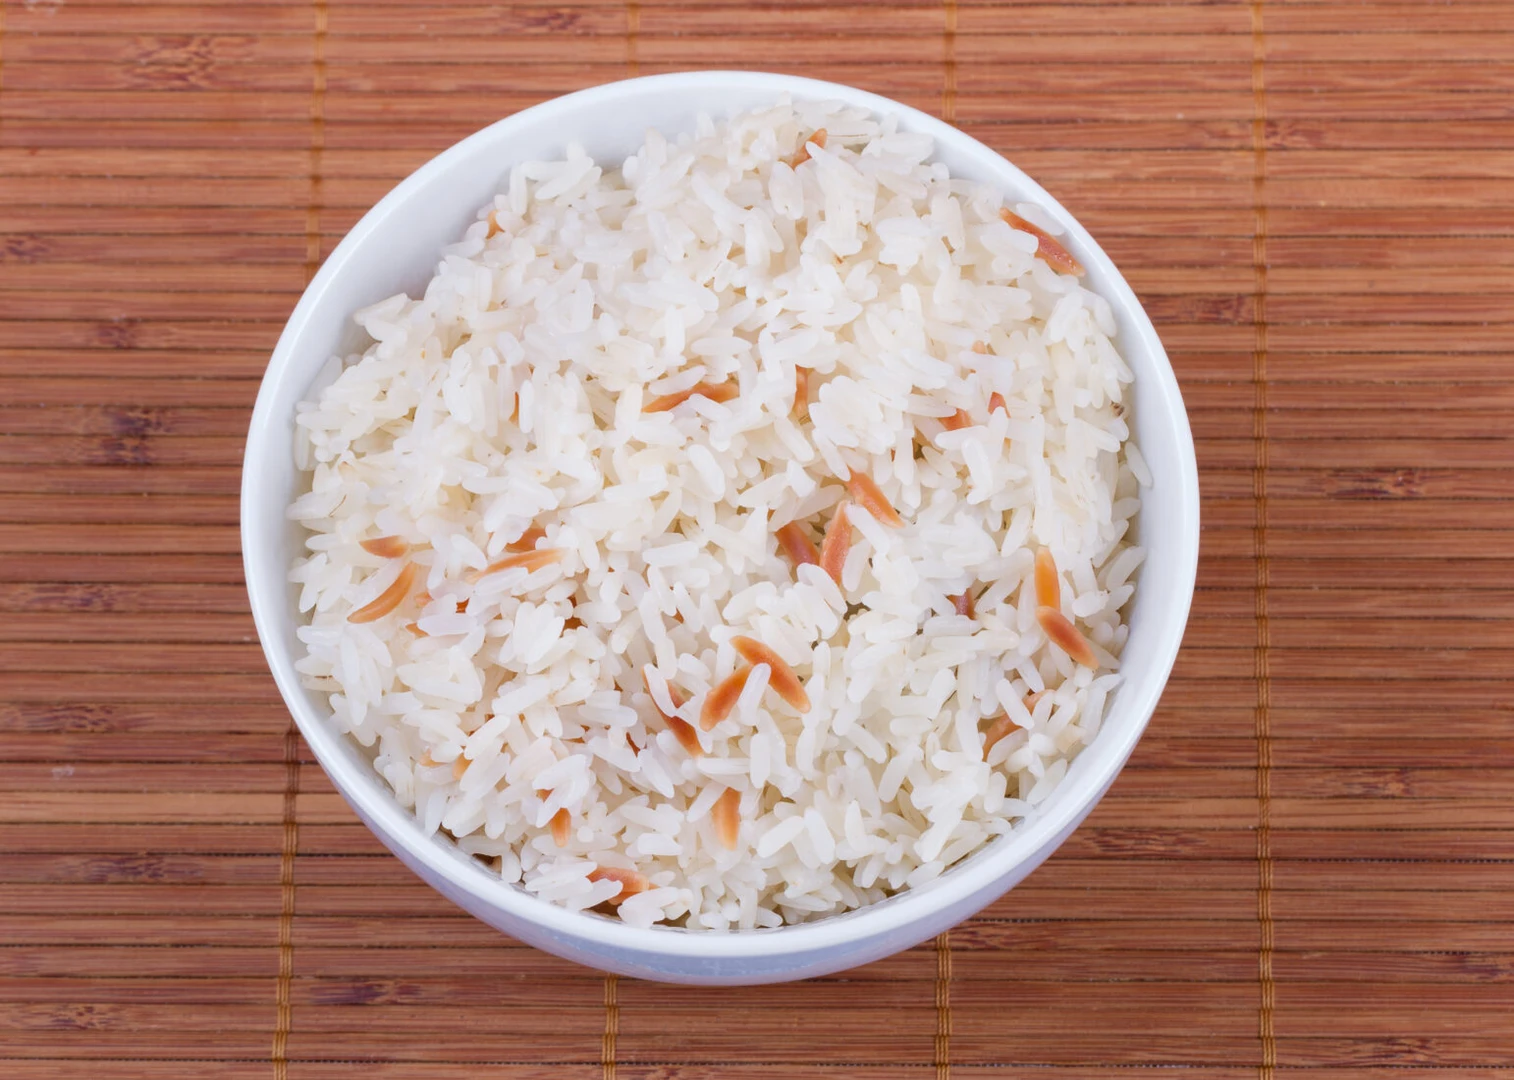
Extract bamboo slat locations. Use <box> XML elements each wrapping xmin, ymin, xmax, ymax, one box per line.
<box><xmin>3</xmin><ymin>0</ymin><xmax>1513</xmax><ymax>1076</ymax></box>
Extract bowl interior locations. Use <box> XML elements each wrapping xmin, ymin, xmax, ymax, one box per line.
<box><xmin>242</xmin><ymin>71</ymin><xmax>1199</xmax><ymax>966</ymax></box>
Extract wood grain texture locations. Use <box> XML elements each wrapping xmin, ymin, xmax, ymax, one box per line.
<box><xmin>3</xmin><ymin>0</ymin><xmax>1513</xmax><ymax>1076</ymax></box>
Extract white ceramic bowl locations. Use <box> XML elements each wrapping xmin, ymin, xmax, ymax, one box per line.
<box><xmin>242</xmin><ymin>71</ymin><xmax>1200</xmax><ymax>985</ymax></box>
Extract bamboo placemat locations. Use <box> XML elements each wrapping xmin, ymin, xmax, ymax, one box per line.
<box><xmin>4</xmin><ymin>0</ymin><xmax>1513</xmax><ymax>1076</ymax></box>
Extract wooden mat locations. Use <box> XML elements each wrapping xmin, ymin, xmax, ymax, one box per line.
<box><xmin>4</xmin><ymin>0</ymin><xmax>1513</xmax><ymax>1075</ymax></box>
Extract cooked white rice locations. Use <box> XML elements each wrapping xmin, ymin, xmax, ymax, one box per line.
<box><xmin>287</xmin><ymin>98</ymin><xmax>1143</xmax><ymax>931</ymax></box>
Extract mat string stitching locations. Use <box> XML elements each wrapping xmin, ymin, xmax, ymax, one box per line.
<box><xmin>935</xmin><ymin>931</ymin><xmax>953</xmax><ymax>1078</ymax></box>
<box><xmin>304</xmin><ymin>0</ymin><xmax>328</xmax><ymax>282</ymax></box>
<box><xmin>1249</xmin><ymin>1</ymin><xmax>1277</xmax><ymax>1077</ymax></box>
<box><xmin>272</xmin><ymin>4</ymin><xmax>326</xmax><ymax>1074</ymax></box>
<box><xmin>602</xmin><ymin>974</ymin><xmax>620</xmax><ymax>1080</ymax></box>
<box><xmin>626</xmin><ymin>1</ymin><xmax>640</xmax><ymax>78</ymax></box>
<box><xmin>942</xmin><ymin>0</ymin><xmax>957</xmax><ymax>125</ymax></box>
<box><xmin>272</xmin><ymin>723</ymin><xmax>302</xmax><ymax>1079</ymax></box>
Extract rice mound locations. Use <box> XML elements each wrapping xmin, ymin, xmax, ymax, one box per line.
<box><xmin>287</xmin><ymin>98</ymin><xmax>1144</xmax><ymax>931</ymax></box>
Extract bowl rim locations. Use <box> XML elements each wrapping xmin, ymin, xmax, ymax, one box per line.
<box><xmin>243</xmin><ymin>69</ymin><xmax>1200</xmax><ymax>960</ymax></box>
